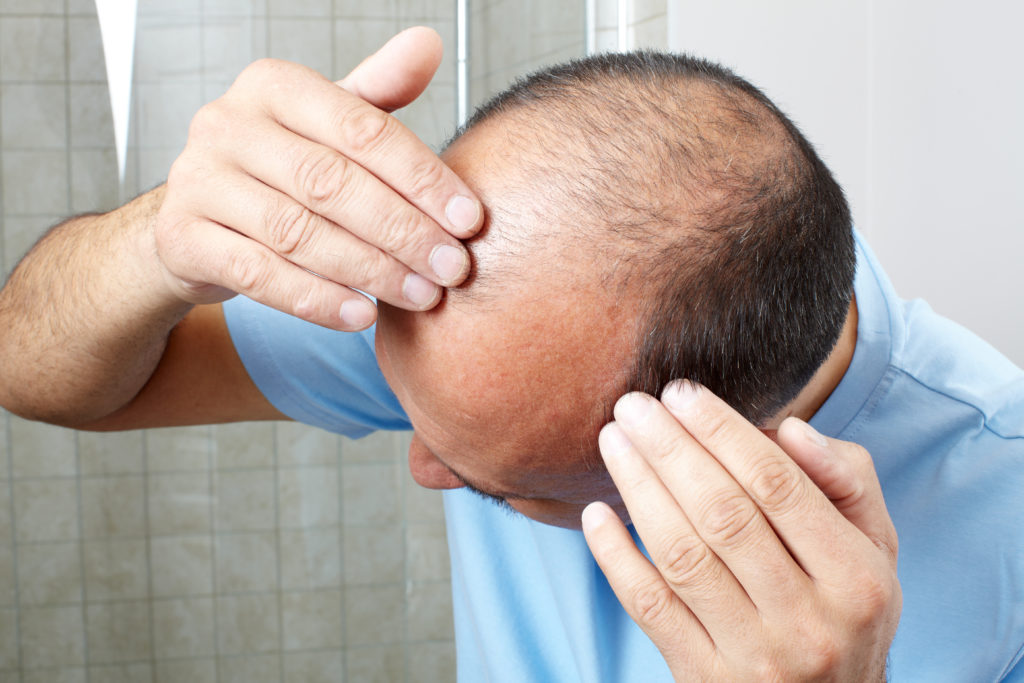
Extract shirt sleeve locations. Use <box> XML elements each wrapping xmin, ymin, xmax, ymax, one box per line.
<box><xmin>222</xmin><ymin>296</ymin><xmax>411</xmax><ymax>437</ymax></box>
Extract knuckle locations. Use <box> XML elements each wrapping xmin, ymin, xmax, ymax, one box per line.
<box><xmin>336</xmin><ymin>105</ymin><xmax>393</xmax><ymax>154</ymax></box>
<box><xmin>749</xmin><ymin>654</ymin><xmax>784</xmax><ymax>683</ymax></box>
<box><xmin>374</xmin><ymin>208</ymin><xmax>428</xmax><ymax>256</ymax></box>
<box><xmin>266</xmin><ymin>203</ymin><xmax>319</xmax><ymax>257</ymax></box>
<box><xmin>748</xmin><ymin>460</ymin><xmax>804</xmax><ymax>513</ymax></box>
<box><xmin>800</xmin><ymin>630</ymin><xmax>841</xmax><ymax>677</ymax></box>
<box><xmin>698</xmin><ymin>492</ymin><xmax>760</xmax><ymax>548</ymax></box>
<box><xmin>629</xmin><ymin>577</ymin><xmax>678</xmax><ymax>629</ymax></box>
<box><xmin>405</xmin><ymin>157</ymin><xmax>448</xmax><ymax>203</ymax></box>
<box><xmin>224</xmin><ymin>249</ymin><xmax>272</xmax><ymax>294</ymax></box>
<box><xmin>239</xmin><ymin>57</ymin><xmax>280</xmax><ymax>84</ymax></box>
<box><xmin>293</xmin><ymin>151</ymin><xmax>354</xmax><ymax>208</ymax></box>
<box><xmin>658</xmin><ymin>536</ymin><xmax>716</xmax><ymax>590</ymax></box>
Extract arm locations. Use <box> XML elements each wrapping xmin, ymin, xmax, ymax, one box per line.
<box><xmin>0</xmin><ymin>27</ymin><xmax>480</xmax><ymax>429</ymax></box>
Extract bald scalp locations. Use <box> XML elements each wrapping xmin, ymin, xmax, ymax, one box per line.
<box><xmin>448</xmin><ymin>51</ymin><xmax>855</xmax><ymax>425</ymax></box>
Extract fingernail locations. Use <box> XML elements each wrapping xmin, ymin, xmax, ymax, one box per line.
<box><xmin>430</xmin><ymin>244</ymin><xmax>467</xmax><ymax>284</ymax></box>
<box><xmin>339</xmin><ymin>299</ymin><xmax>376</xmax><ymax>328</ymax></box>
<box><xmin>598</xmin><ymin>422</ymin><xmax>633</xmax><ymax>459</ymax></box>
<box><xmin>614</xmin><ymin>393</ymin><xmax>653</xmax><ymax>427</ymax></box>
<box><xmin>403</xmin><ymin>273</ymin><xmax>440</xmax><ymax>308</ymax></box>
<box><xmin>799</xmin><ymin>420</ymin><xmax>829</xmax><ymax>448</ymax></box>
<box><xmin>661</xmin><ymin>380</ymin><xmax>699</xmax><ymax>410</ymax></box>
<box><xmin>445</xmin><ymin>195</ymin><xmax>480</xmax><ymax>233</ymax></box>
<box><xmin>581</xmin><ymin>502</ymin><xmax>613</xmax><ymax>534</ymax></box>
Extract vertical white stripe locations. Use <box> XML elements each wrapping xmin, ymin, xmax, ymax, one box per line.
<box><xmin>95</xmin><ymin>0</ymin><xmax>138</xmax><ymax>184</ymax></box>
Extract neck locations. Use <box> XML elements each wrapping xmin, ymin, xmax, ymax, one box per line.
<box><xmin>764</xmin><ymin>296</ymin><xmax>859</xmax><ymax>429</ymax></box>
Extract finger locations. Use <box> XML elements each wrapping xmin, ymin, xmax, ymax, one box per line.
<box><xmin>612</xmin><ymin>394</ymin><xmax>807</xmax><ymax>614</ymax></box>
<box><xmin>582</xmin><ymin>501</ymin><xmax>716</xmax><ymax>681</ymax></box>
<box><xmin>338</xmin><ymin>27</ymin><xmax>443</xmax><ymax>113</ymax></box>
<box><xmin>659</xmin><ymin>381</ymin><xmax>882</xmax><ymax>579</ymax></box>
<box><xmin>777</xmin><ymin>417</ymin><xmax>898</xmax><ymax>565</ymax></box>
<box><xmin>230</xmin><ymin>118</ymin><xmax>469</xmax><ymax>288</ymax></box>
<box><xmin>157</xmin><ymin>215</ymin><xmax>376</xmax><ymax>331</ymax></box>
<box><xmin>234</xmin><ymin>59</ymin><xmax>483</xmax><ymax>240</ymax></box>
<box><xmin>180</xmin><ymin>163</ymin><xmax>441</xmax><ymax>311</ymax></box>
<box><xmin>597</xmin><ymin>418</ymin><xmax>760</xmax><ymax>643</ymax></box>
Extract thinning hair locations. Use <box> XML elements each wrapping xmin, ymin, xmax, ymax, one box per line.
<box><xmin>450</xmin><ymin>51</ymin><xmax>855</xmax><ymax>425</ymax></box>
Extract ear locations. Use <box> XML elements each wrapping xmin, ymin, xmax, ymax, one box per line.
<box><xmin>337</xmin><ymin>26</ymin><xmax>443</xmax><ymax>113</ymax></box>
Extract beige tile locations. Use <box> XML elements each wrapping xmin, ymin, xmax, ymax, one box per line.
<box><xmin>278</xmin><ymin>466</ymin><xmax>339</xmax><ymax>529</ymax></box>
<box><xmin>71</xmin><ymin>148</ymin><xmax>120</xmax><ymax>212</ymax></box>
<box><xmin>406</xmin><ymin>581</ymin><xmax>453</xmax><ymax>642</ymax></box>
<box><xmin>154</xmin><ymin>657</ymin><xmax>216</xmax><ymax>683</ymax></box>
<box><xmin>406</xmin><ymin>640</ymin><xmax>456</xmax><ymax>683</ymax></box>
<box><xmin>0</xmin><ymin>607</ymin><xmax>17</xmax><ymax>670</ymax></box>
<box><xmin>9</xmin><ymin>414</ymin><xmax>76</xmax><ymax>478</ymax></box>
<box><xmin>212</xmin><ymin>422</ymin><xmax>274</xmax><ymax>469</ymax></box>
<box><xmin>147</xmin><ymin>472</ymin><xmax>211</xmax><ymax>536</ymax></box>
<box><xmin>341</xmin><ymin>464</ymin><xmax>400</xmax><ymax>527</ymax></box>
<box><xmin>150</xmin><ymin>535</ymin><xmax>213</xmax><ymax>597</ymax></box>
<box><xmin>20</xmin><ymin>604</ymin><xmax>86</xmax><ymax>668</ymax></box>
<box><xmin>152</xmin><ymin>597</ymin><xmax>215</xmax><ymax>658</ymax></box>
<box><xmin>201</xmin><ymin>16</ymin><xmax>268</xmax><ymax>83</ymax></box>
<box><xmin>13</xmin><ymin>479</ymin><xmax>78</xmax><ymax>543</ymax></box>
<box><xmin>282</xmin><ymin>650</ymin><xmax>343</xmax><ymax>683</ymax></box>
<box><xmin>268</xmin><ymin>18</ymin><xmax>332</xmax><ymax>77</ymax></box>
<box><xmin>86</xmin><ymin>663</ymin><xmax>153</xmax><ymax>683</ymax></box>
<box><xmin>216</xmin><ymin>593</ymin><xmax>279</xmax><ymax>655</ymax></box>
<box><xmin>0</xmin><ymin>481</ymin><xmax>9</xmax><ymax>542</ymax></box>
<box><xmin>403</xmin><ymin>466</ymin><xmax>445</xmax><ymax>524</ymax></box>
<box><xmin>343</xmin><ymin>583</ymin><xmax>403</xmax><ymax>646</ymax></box>
<box><xmin>85</xmin><ymin>601</ymin><xmax>151</xmax><ymax>664</ymax></box>
<box><xmin>269</xmin><ymin>0</ymin><xmax>330</xmax><ymax>16</ymax></box>
<box><xmin>67</xmin><ymin>0</ymin><xmax>98</xmax><ymax>13</ymax></box>
<box><xmin>214</xmin><ymin>469</ymin><xmax>276</xmax><ymax>532</ymax></box>
<box><xmin>0</xmin><ymin>412</ymin><xmax>8</xmax><ymax>477</ymax></box>
<box><xmin>23</xmin><ymin>669</ymin><xmax>86</xmax><ymax>683</ymax></box>
<box><xmin>134</xmin><ymin>82</ymin><xmax>204</xmax><ymax>152</ymax></box>
<box><xmin>344</xmin><ymin>643</ymin><xmax>404</xmax><ymax>683</ymax></box>
<box><xmin>18</xmin><ymin>541</ymin><xmax>82</xmax><ymax>605</ymax></box>
<box><xmin>134</xmin><ymin>21</ymin><xmax>203</xmax><ymax>82</ymax></box>
<box><xmin>77</xmin><ymin>431</ymin><xmax>144</xmax><ymax>476</ymax></box>
<box><xmin>277</xmin><ymin>422</ymin><xmax>338</xmax><ymax>467</ymax></box>
<box><xmin>137</xmin><ymin>146</ymin><xmax>180</xmax><ymax>190</ymax></box>
<box><xmin>68</xmin><ymin>15</ymin><xmax>105</xmax><ymax>82</ymax></box>
<box><xmin>342</xmin><ymin>525</ymin><xmax>402</xmax><ymax>586</ymax></box>
<box><xmin>145</xmin><ymin>426</ymin><xmax>211</xmax><ymax>473</ymax></box>
<box><xmin>82</xmin><ymin>539</ymin><xmax>148</xmax><ymax>601</ymax></box>
<box><xmin>3</xmin><ymin>215</ymin><xmax>64</xmax><ymax>277</ymax></box>
<box><xmin>280</xmin><ymin>589</ymin><xmax>341</xmax><ymax>650</ymax></box>
<box><xmin>218</xmin><ymin>653</ymin><xmax>281</xmax><ymax>683</ymax></box>
<box><xmin>341</xmin><ymin>430</ymin><xmax>406</xmax><ymax>465</ymax></box>
<box><xmin>406</xmin><ymin>523</ymin><xmax>450</xmax><ymax>582</ymax></box>
<box><xmin>0</xmin><ymin>541</ymin><xmax>13</xmax><ymax>605</ymax></box>
<box><xmin>1</xmin><ymin>83</ymin><xmax>67</xmax><ymax>149</ymax></box>
<box><xmin>67</xmin><ymin>83</ymin><xmax>114</xmax><ymax>148</ymax></box>
<box><xmin>279</xmin><ymin>527</ymin><xmax>340</xmax><ymax>590</ymax></box>
<box><xmin>81</xmin><ymin>475</ymin><xmax>145</xmax><ymax>539</ymax></box>
<box><xmin>1</xmin><ymin>149</ymin><xmax>70</xmax><ymax>214</ymax></box>
<box><xmin>0</xmin><ymin>16</ymin><xmax>66</xmax><ymax>82</ymax></box>
<box><xmin>215</xmin><ymin>531</ymin><xmax>278</xmax><ymax>593</ymax></box>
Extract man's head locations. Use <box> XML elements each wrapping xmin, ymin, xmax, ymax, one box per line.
<box><xmin>375</xmin><ymin>51</ymin><xmax>855</xmax><ymax>528</ymax></box>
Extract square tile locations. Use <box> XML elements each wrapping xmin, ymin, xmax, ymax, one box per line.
<box><xmin>333</xmin><ymin>19</ymin><xmax>397</xmax><ymax>80</ymax></box>
<box><xmin>282</xmin><ymin>650</ymin><xmax>343</xmax><ymax>683</ymax></box>
<box><xmin>280</xmin><ymin>589</ymin><xmax>341</xmax><ymax>650</ymax></box>
<box><xmin>277</xmin><ymin>422</ymin><xmax>338</xmax><ymax>467</ymax></box>
<box><xmin>77</xmin><ymin>430</ymin><xmax>144</xmax><ymax>476</ymax></box>
<box><xmin>1</xmin><ymin>149</ymin><xmax>69</xmax><ymax>214</ymax></box>
<box><xmin>87</xmin><ymin>663</ymin><xmax>153</xmax><ymax>683</ymax></box>
<box><xmin>13</xmin><ymin>479</ymin><xmax>78</xmax><ymax>542</ymax></box>
<box><xmin>279</xmin><ymin>527</ymin><xmax>340</xmax><ymax>590</ymax></box>
<box><xmin>81</xmin><ymin>475</ymin><xmax>145</xmax><ymax>539</ymax></box>
<box><xmin>82</xmin><ymin>538</ymin><xmax>148</xmax><ymax>601</ymax></box>
<box><xmin>1</xmin><ymin>83</ymin><xmax>67</xmax><ymax>148</ymax></box>
<box><xmin>8</xmin><ymin>415</ymin><xmax>76</xmax><ymax>478</ymax></box>
<box><xmin>344</xmin><ymin>644</ymin><xmax>403</xmax><ymax>683</ymax></box>
<box><xmin>147</xmin><ymin>472</ymin><xmax>211</xmax><ymax>536</ymax></box>
<box><xmin>150</xmin><ymin>535</ymin><xmax>213</xmax><ymax>597</ymax></box>
<box><xmin>20</xmin><ymin>604</ymin><xmax>86</xmax><ymax>668</ymax></box>
<box><xmin>214</xmin><ymin>469</ymin><xmax>276</xmax><ymax>532</ymax></box>
<box><xmin>23</xmin><ymin>669</ymin><xmax>86</xmax><ymax>683</ymax></box>
<box><xmin>215</xmin><ymin>531</ymin><xmax>278</xmax><ymax>593</ymax></box>
<box><xmin>403</xmin><ymin>466</ymin><xmax>444</xmax><ymax>524</ymax></box>
<box><xmin>405</xmin><ymin>522</ymin><xmax>449</xmax><ymax>582</ymax></box>
<box><xmin>218</xmin><ymin>653</ymin><xmax>281</xmax><ymax>683</ymax></box>
<box><xmin>340</xmin><ymin>430</ymin><xmax>405</xmax><ymax>465</ymax></box>
<box><xmin>212</xmin><ymin>422</ymin><xmax>274</xmax><ymax>469</ymax></box>
<box><xmin>268</xmin><ymin>0</ymin><xmax>330</xmax><ymax>17</ymax></box>
<box><xmin>343</xmin><ymin>583</ymin><xmax>402</xmax><ymax>646</ymax></box>
<box><xmin>269</xmin><ymin>18</ymin><xmax>332</xmax><ymax>77</ymax></box>
<box><xmin>152</xmin><ymin>597</ymin><xmax>215</xmax><ymax>658</ymax></box>
<box><xmin>145</xmin><ymin>426</ymin><xmax>211</xmax><ymax>472</ymax></box>
<box><xmin>0</xmin><ymin>481</ymin><xmax>11</xmax><ymax>542</ymax></box>
<box><xmin>406</xmin><ymin>641</ymin><xmax>456</xmax><ymax>683</ymax></box>
<box><xmin>278</xmin><ymin>466</ymin><xmax>339</xmax><ymax>528</ymax></box>
<box><xmin>341</xmin><ymin>463</ymin><xmax>400</xmax><ymax>527</ymax></box>
<box><xmin>342</xmin><ymin>525</ymin><xmax>402</xmax><ymax>586</ymax></box>
<box><xmin>0</xmin><ymin>607</ymin><xmax>17</xmax><ymax>669</ymax></box>
<box><xmin>68</xmin><ymin>84</ymin><xmax>114</xmax><ymax>148</ymax></box>
<box><xmin>18</xmin><ymin>541</ymin><xmax>83</xmax><ymax>605</ymax></box>
<box><xmin>0</xmin><ymin>17</ymin><xmax>66</xmax><ymax>82</ymax></box>
<box><xmin>134</xmin><ymin>21</ymin><xmax>203</xmax><ymax>82</ymax></box>
<box><xmin>216</xmin><ymin>593</ymin><xmax>279</xmax><ymax>655</ymax></box>
<box><xmin>154</xmin><ymin>658</ymin><xmax>216</xmax><ymax>683</ymax></box>
<box><xmin>85</xmin><ymin>601</ymin><xmax>152</xmax><ymax>664</ymax></box>
<box><xmin>134</xmin><ymin>82</ymin><xmax>204</xmax><ymax>151</ymax></box>
<box><xmin>68</xmin><ymin>15</ymin><xmax>106</xmax><ymax>82</ymax></box>
<box><xmin>2</xmin><ymin>215</ymin><xmax>63</xmax><ymax>277</ymax></box>
<box><xmin>405</xmin><ymin>581</ymin><xmax>453</xmax><ymax>642</ymax></box>
<box><xmin>71</xmin><ymin>147</ymin><xmax>120</xmax><ymax>212</ymax></box>
<box><xmin>0</xmin><ymin>541</ymin><xmax>13</xmax><ymax>605</ymax></box>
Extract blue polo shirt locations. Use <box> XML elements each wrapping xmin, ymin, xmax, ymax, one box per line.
<box><xmin>224</xmin><ymin>232</ymin><xmax>1024</xmax><ymax>681</ymax></box>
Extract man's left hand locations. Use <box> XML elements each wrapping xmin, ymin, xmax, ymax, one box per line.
<box><xmin>582</xmin><ymin>381</ymin><xmax>901</xmax><ymax>682</ymax></box>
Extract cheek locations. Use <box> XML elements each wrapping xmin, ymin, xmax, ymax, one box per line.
<box><xmin>407</xmin><ymin>434</ymin><xmax>465</xmax><ymax>490</ymax></box>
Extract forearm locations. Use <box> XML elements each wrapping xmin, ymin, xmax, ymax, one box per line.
<box><xmin>0</xmin><ymin>185</ymin><xmax>192</xmax><ymax>426</ymax></box>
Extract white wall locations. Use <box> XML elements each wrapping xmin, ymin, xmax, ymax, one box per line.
<box><xmin>669</xmin><ymin>0</ymin><xmax>1024</xmax><ymax>365</ymax></box>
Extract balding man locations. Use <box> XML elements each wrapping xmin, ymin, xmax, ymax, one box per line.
<box><xmin>1</xmin><ymin>28</ymin><xmax>1022</xmax><ymax>681</ymax></box>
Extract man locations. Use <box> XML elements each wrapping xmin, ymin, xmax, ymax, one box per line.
<box><xmin>1</xmin><ymin>27</ymin><xmax>1021</xmax><ymax>681</ymax></box>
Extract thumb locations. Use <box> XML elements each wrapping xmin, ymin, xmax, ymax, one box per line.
<box><xmin>778</xmin><ymin>418</ymin><xmax>898</xmax><ymax>563</ymax></box>
<box><xmin>338</xmin><ymin>26</ymin><xmax>443</xmax><ymax>112</ymax></box>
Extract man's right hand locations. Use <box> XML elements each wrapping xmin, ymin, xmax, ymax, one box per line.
<box><xmin>153</xmin><ymin>26</ymin><xmax>482</xmax><ymax>331</ymax></box>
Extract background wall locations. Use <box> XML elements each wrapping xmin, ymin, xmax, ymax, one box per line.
<box><xmin>669</xmin><ymin>0</ymin><xmax>1024</xmax><ymax>366</ymax></box>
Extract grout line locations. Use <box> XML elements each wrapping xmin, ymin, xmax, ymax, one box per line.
<box><xmin>272</xmin><ymin>422</ymin><xmax>285</xmax><ymax>683</ymax></box>
<box><xmin>142</xmin><ymin>431</ymin><xmax>157</xmax><ymax>683</ymax></box>
<box><xmin>336</xmin><ymin>431</ymin><xmax>347</xmax><ymax>682</ymax></box>
<box><xmin>4</xmin><ymin>410</ymin><xmax>23</xmax><ymax>681</ymax></box>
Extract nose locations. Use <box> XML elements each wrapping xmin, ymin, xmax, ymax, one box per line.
<box><xmin>407</xmin><ymin>434</ymin><xmax>465</xmax><ymax>490</ymax></box>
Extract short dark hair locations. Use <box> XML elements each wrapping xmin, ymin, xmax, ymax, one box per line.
<box><xmin>453</xmin><ymin>51</ymin><xmax>855</xmax><ymax>425</ymax></box>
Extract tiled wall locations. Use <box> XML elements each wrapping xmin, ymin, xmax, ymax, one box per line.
<box><xmin>0</xmin><ymin>1</ymin><xmax>666</xmax><ymax>681</ymax></box>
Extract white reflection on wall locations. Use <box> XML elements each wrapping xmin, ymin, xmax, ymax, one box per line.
<box><xmin>95</xmin><ymin>0</ymin><xmax>138</xmax><ymax>183</ymax></box>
